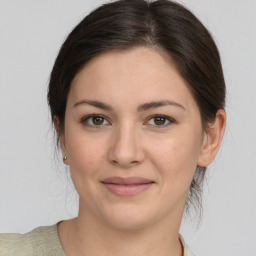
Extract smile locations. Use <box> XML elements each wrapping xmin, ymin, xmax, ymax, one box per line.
<box><xmin>101</xmin><ymin>177</ymin><xmax>155</xmax><ymax>196</ymax></box>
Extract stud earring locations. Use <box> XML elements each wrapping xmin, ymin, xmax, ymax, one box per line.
<box><xmin>63</xmin><ymin>156</ymin><xmax>67</xmax><ymax>161</ymax></box>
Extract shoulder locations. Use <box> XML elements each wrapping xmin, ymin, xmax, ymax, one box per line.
<box><xmin>0</xmin><ymin>224</ymin><xmax>65</xmax><ymax>256</ymax></box>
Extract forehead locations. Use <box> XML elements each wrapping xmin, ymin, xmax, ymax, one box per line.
<box><xmin>69</xmin><ymin>47</ymin><xmax>198</xmax><ymax>112</ymax></box>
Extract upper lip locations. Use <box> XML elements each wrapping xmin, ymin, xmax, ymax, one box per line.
<box><xmin>101</xmin><ymin>177</ymin><xmax>154</xmax><ymax>185</ymax></box>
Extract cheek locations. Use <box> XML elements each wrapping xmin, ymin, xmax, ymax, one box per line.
<box><xmin>146</xmin><ymin>132</ymin><xmax>201</xmax><ymax>184</ymax></box>
<box><xmin>65</xmin><ymin>134</ymin><xmax>109</xmax><ymax>203</ymax></box>
<box><xmin>65</xmin><ymin>132</ymin><xmax>107</xmax><ymax>179</ymax></box>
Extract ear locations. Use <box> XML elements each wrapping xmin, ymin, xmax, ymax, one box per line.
<box><xmin>54</xmin><ymin>116</ymin><xmax>69</xmax><ymax>165</ymax></box>
<box><xmin>197</xmin><ymin>109</ymin><xmax>226</xmax><ymax>167</ymax></box>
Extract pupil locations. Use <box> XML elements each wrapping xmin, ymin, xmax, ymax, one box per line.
<box><xmin>93</xmin><ymin>117</ymin><xmax>103</xmax><ymax>125</ymax></box>
<box><xmin>154</xmin><ymin>117</ymin><xmax>165</xmax><ymax>125</ymax></box>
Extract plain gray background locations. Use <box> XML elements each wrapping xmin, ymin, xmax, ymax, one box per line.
<box><xmin>0</xmin><ymin>1</ymin><xmax>255</xmax><ymax>255</ymax></box>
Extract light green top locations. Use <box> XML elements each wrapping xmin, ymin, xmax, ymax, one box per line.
<box><xmin>0</xmin><ymin>224</ymin><xmax>195</xmax><ymax>256</ymax></box>
<box><xmin>0</xmin><ymin>225</ymin><xmax>65</xmax><ymax>256</ymax></box>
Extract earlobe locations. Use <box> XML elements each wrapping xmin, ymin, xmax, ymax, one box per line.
<box><xmin>197</xmin><ymin>109</ymin><xmax>226</xmax><ymax>167</ymax></box>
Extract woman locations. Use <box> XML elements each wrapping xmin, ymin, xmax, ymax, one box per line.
<box><xmin>0</xmin><ymin>0</ymin><xmax>226</xmax><ymax>255</ymax></box>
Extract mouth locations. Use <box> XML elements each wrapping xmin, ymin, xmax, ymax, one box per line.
<box><xmin>101</xmin><ymin>177</ymin><xmax>155</xmax><ymax>197</ymax></box>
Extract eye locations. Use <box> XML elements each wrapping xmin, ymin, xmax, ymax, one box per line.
<box><xmin>146</xmin><ymin>115</ymin><xmax>175</xmax><ymax>128</ymax></box>
<box><xmin>81</xmin><ymin>115</ymin><xmax>110</xmax><ymax>127</ymax></box>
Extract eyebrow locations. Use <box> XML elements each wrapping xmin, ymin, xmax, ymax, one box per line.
<box><xmin>73</xmin><ymin>99</ymin><xmax>185</xmax><ymax>111</ymax></box>
<box><xmin>137</xmin><ymin>100</ymin><xmax>185</xmax><ymax>111</ymax></box>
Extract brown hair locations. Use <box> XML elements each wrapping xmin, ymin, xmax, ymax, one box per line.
<box><xmin>48</xmin><ymin>0</ymin><xmax>226</xmax><ymax>215</ymax></box>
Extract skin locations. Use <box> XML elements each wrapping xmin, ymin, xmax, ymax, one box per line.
<box><xmin>55</xmin><ymin>47</ymin><xmax>226</xmax><ymax>256</ymax></box>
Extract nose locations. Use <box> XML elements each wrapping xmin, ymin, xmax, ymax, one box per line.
<box><xmin>108</xmin><ymin>123</ymin><xmax>145</xmax><ymax>168</ymax></box>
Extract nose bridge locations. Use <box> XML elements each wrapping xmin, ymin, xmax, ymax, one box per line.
<box><xmin>109</xmin><ymin>120</ymin><xmax>144</xmax><ymax>167</ymax></box>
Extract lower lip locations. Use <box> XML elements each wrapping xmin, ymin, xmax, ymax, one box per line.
<box><xmin>102</xmin><ymin>183</ymin><xmax>154</xmax><ymax>196</ymax></box>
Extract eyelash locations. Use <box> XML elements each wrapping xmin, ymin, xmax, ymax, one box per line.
<box><xmin>80</xmin><ymin>114</ymin><xmax>175</xmax><ymax>129</ymax></box>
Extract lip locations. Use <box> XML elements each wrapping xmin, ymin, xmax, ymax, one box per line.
<box><xmin>101</xmin><ymin>177</ymin><xmax>155</xmax><ymax>196</ymax></box>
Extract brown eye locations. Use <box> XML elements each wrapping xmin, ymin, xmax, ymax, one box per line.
<box><xmin>154</xmin><ymin>117</ymin><xmax>166</xmax><ymax>125</ymax></box>
<box><xmin>81</xmin><ymin>115</ymin><xmax>110</xmax><ymax>127</ymax></box>
<box><xmin>92</xmin><ymin>116</ymin><xmax>104</xmax><ymax>125</ymax></box>
<box><xmin>147</xmin><ymin>115</ymin><xmax>174</xmax><ymax>128</ymax></box>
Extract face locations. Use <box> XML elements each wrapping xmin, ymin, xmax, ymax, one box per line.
<box><xmin>61</xmin><ymin>47</ymin><xmax>207</xmax><ymax>230</ymax></box>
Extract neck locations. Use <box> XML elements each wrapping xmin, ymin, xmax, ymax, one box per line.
<box><xmin>58</xmin><ymin>202</ymin><xmax>185</xmax><ymax>256</ymax></box>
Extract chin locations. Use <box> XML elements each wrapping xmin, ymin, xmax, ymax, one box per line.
<box><xmin>105</xmin><ymin>215</ymin><xmax>152</xmax><ymax>231</ymax></box>
<box><xmin>99</xmin><ymin>203</ymin><xmax>158</xmax><ymax>231</ymax></box>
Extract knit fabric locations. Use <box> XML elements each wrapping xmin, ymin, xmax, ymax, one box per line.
<box><xmin>0</xmin><ymin>224</ymin><xmax>195</xmax><ymax>256</ymax></box>
<box><xmin>0</xmin><ymin>225</ymin><xmax>65</xmax><ymax>256</ymax></box>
